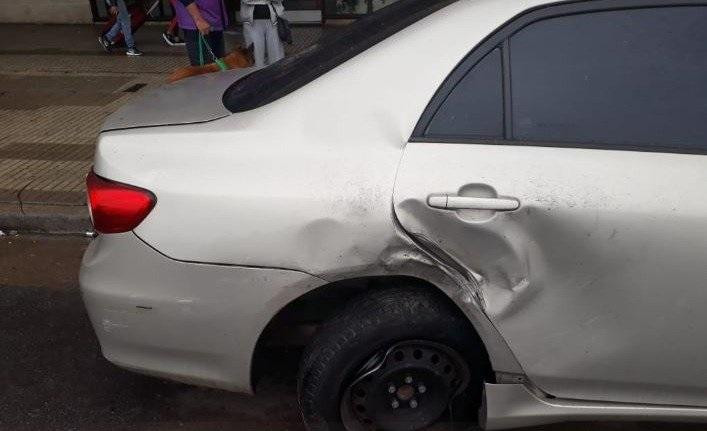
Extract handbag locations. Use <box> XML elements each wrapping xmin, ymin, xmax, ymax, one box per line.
<box><xmin>269</xmin><ymin>3</ymin><xmax>293</xmax><ymax>45</ymax></box>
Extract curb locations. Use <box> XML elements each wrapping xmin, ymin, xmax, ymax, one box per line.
<box><xmin>0</xmin><ymin>202</ymin><xmax>92</xmax><ymax>235</ymax></box>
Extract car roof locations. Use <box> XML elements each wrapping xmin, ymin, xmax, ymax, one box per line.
<box><xmin>223</xmin><ymin>0</ymin><xmax>461</xmax><ymax>113</ymax></box>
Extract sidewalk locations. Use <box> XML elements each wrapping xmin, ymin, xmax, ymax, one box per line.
<box><xmin>0</xmin><ymin>24</ymin><xmax>333</xmax><ymax>234</ymax></box>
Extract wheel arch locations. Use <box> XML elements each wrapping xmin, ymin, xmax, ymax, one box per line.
<box><xmin>250</xmin><ymin>274</ymin><xmax>521</xmax><ymax>392</ymax></box>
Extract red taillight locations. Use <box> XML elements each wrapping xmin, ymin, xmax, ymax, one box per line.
<box><xmin>86</xmin><ymin>170</ymin><xmax>156</xmax><ymax>234</ymax></box>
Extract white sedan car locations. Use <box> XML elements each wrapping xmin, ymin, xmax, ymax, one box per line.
<box><xmin>80</xmin><ymin>0</ymin><xmax>707</xmax><ymax>429</ymax></box>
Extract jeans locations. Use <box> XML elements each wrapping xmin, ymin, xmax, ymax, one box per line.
<box><xmin>183</xmin><ymin>29</ymin><xmax>225</xmax><ymax>66</ymax></box>
<box><xmin>105</xmin><ymin>0</ymin><xmax>134</xmax><ymax>49</ymax></box>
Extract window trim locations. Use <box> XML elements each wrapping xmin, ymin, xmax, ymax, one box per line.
<box><xmin>424</xmin><ymin>47</ymin><xmax>505</xmax><ymax>140</ymax></box>
<box><xmin>410</xmin><ymin>0</ymin><xmax>707</xmax><ymax>155</ymax></box>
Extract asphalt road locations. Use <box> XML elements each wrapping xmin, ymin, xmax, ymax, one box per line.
<box><xmin>0</xmin><ymin>234</ymin><xmax>704</xmax><ymax>431</ymax></box>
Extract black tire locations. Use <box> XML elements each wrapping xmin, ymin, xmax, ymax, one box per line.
<box><xmin>297</xmin><ymin>286</ymin><xmax>488</xmax><ymax>431</ymax></box>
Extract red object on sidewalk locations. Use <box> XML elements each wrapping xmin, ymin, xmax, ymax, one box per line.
<box><xmin>101</xmin><ymin>1</ymin><xmax>148</xmax><ymax>47</ymax></box>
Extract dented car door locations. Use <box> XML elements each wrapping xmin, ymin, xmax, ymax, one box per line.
<box><xmin>394</xmin><ymin>144</ymin><xmax>707</xmax><ymax>407</ymax></box>
<box><xmin>394</xmin><ymin>4</ymin><xmax>707</xmax><ymax>408</ymax></box>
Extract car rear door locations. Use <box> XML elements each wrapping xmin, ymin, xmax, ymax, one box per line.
<box><xmin>394</xmin><ymin>2</ymin><xmax>707</xmax><ymax>407</ymax></box>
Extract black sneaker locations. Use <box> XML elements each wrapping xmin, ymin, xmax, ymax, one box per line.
<box><xmin>162</xmin><ymin>32</ymin><xmax>185</xmax><ymax>47</ymax></box>
<box><xmin>126</xmin><ymin>47</ymin><xmax>144</xmax><ymax>56</ymax></box>
<box><xmin>98</xmin><ymin>34</ymin><xmax>112</xmax><ymax>53</ymax></box>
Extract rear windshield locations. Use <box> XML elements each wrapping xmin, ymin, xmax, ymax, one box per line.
<box><xmin>222</xmin><ymin>0</ymin><xmax>459</xmax><ymax>113</ymax></box>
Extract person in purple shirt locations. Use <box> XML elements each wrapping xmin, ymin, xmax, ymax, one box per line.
<box><xmin>173</xmin><ymin>0</ymin><xmax>228</xmax><ymax>66</ymax></box>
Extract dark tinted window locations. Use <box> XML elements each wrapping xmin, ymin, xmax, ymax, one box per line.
<box><xmin>510</xmin><ymin>6</ymin><xmax>707</xmax><ymax>151</ymax></box>
<box><xmin>425</xmin><ymin>48</ymin><xmax>503</xmax><ymax>139</ymax></box>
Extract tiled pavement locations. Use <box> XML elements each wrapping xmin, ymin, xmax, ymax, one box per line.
<box><xmin>0</xmin><ymin>24</ymin><xmax>332</xmax><ymax>233</ymax></box>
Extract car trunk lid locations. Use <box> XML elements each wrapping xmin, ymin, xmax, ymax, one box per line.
<box><xmin>102</xmin><ymin>68</ymin><xmax>255</xmax><ymax>132</ymax></box>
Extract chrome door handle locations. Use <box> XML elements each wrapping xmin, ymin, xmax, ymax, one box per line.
<box><xmin>428</xmin><ymin>195</ymin><xmax>520</xmax><ymax>211</ymax></box>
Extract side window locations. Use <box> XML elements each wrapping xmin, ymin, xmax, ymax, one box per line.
<box><xmin>425</xmin><ymin>48</ymin><xmax>503</xmax><ymax>139</ymax></box>
<box><xmin>510</xmin><ymin>6</ymin><xmax>707</xmax><ymax>151</ymax></box>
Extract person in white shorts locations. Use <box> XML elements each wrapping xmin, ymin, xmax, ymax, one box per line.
<box><xmin>240</xmin><ymin>0</ymin><xmax>286</xmax><ymax>67</ymax></box>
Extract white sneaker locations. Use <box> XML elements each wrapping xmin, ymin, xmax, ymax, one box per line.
<box><xmin>126</xmin><ymin>47</ymin><xmax>144</xmax><ymax>56</ymax></box>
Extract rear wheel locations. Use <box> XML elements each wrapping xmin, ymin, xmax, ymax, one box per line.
<box><xmin>297</xmin><ymin>286</ymin><xmax>487</xmax><ymax>431</ymax></box>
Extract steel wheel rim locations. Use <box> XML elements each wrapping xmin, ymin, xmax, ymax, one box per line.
<box><xmin>340</xmin><ymin>340</ymin><xmax>471</xmax><ymax>431</ymax></box>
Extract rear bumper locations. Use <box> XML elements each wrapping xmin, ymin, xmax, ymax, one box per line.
<box><xmin>79</xmin><ymin>232</ymin><xmax>325</xmax><ymax>393</ymax></box>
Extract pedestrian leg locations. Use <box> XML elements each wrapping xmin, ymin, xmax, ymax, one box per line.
<box><xmin>245</xmin><ymin>21</ymin><xmax>266</xmax><ymax>67</ymax></box>
<box><xmin>207</xmin><ymin>31</ymin><xmax>225</xmax><ymax>60</ymax></box>
<box><xmin>116</xmin><ymin>0</ymin><xmax>135</xmax><ymax>49</ymax></box>
<box><xmin>104</xmin><ymin>8</ymin><xmax>124</xmax><ymax>42</ymax></box>
<box><xmin>263</xmin><ymin>20</ymin><xmax>284</xmax><ymax>65</ymax></box>
<box><xmin>183</xmin><ymin>29</ymin><xmax>202</xmax><ymax>65</ymax></box>
<box><xmin>166</xmin><ymin>17</ymin><xmax>178</xmax><ymax>35</ymax></box>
